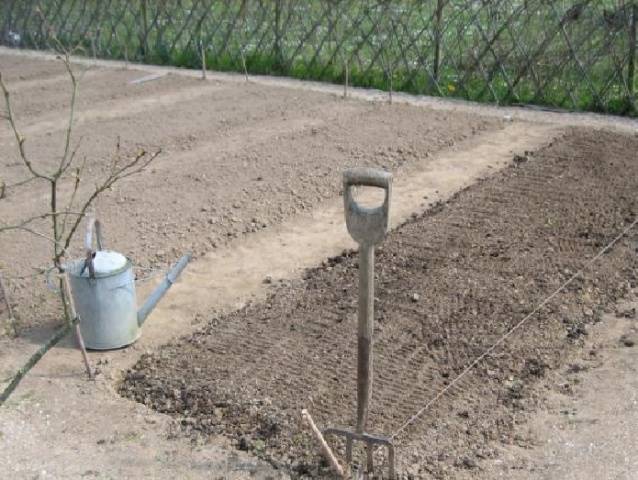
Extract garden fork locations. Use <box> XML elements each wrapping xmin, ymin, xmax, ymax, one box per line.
<box><xmin>324</xmin><ymin>167</ymin><xmax>395</xmax><ymax>479</ymax></box>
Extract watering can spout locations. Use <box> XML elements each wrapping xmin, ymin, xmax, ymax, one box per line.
<box><xmin>137</xmin><ymin>253</ymin><xmax>192</xmax><ymax>326</ymax></box>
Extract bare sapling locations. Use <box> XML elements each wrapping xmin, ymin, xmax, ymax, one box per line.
<box><xmin>124</xmin><ymin>39</ymin><xmax>129</xmax><ymax>69</ymax></box>
<box><xmin>240</xmin><ymin>49</ymin><xmax>249</xmax><ymax>82</ymax></box>
<box><xmin>238</xmin><ymin>0</ymin><xmax>250</xmax><ymax>82</ymax></box>
<box><xmin>0</xmin><ymin>39</ymin><xmax>160</xmax><ymax>406</ymax></box>
<box><xmin>333</xmin><ymin>5</ymin><xmax>349</xmax><ymax>99</ymax></box>
<box><xmin>90</xmin><ymin>33</ymin><xmax>97</xmax><ymax>64</ymax></box>
<box><xmin>200</xmin><ymin>37</ymin><xmax>207</xmax><ymax>80</ymax></box>
<box><xmin>389</xmin><ymin>66</ymin><xmax>394</xmax><ymax>104</ymax></box>
<box><xmin>383</xmin><ymin>33</ymin><xmax>396</xmax><ymax>105</ymax></box>
<box><xmin>344</xmin><ymin>60</ymin><xmax>349</xmax><ymax>99</ymax></box>
<box><xmin>114</xmin><ymin>29</ymin><xmax>129</xmax><ymax>69</ymax></box>
<box><xmin>375</xmin><ymin>5</ymin><xmax>398</xmax><ymax>105</ymax></box>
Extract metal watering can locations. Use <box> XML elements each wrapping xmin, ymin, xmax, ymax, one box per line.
<box><xmin>63</xmin><ymin>218</ymin><xmax>190</xmax><ymax>350</ymax></box>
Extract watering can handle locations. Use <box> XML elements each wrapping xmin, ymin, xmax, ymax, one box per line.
<box><xmin>343</xmin><ymin>167</ymin><xmax>392</xmax><ymax>246</ymax></box>
<box><xmin>82</xmin><ymin>216</ymin><xmax>104</xmax><ymax>279</ymax></box>
<box><xmin>85</xmin><ymin>216</ymin><xmax>104</xmax><ymax>253</ymax></box>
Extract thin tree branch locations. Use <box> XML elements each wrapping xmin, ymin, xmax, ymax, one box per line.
<box><xmin>2</xmin><ymin>226</ymin><xmax>60</xmax><ymax>245</ymax></box>
<box><xmin>0</xmin><ymin>211</ymin><xmax>87</xmax><ymax>234</ymax></box>
<box><xmin>60</xmin><ymin>135</ymin><xmax>84</xmax><ymax>178</ymax></box>
<box><xmin>60</xmin><ymin>159</ymin><xmax>87</xmax><ymax>239</ymax></box>
<box><xmin>58</xmin><ymin>148</ymin><xmax>161</xmax><ymax>263</ymax></box>
<box><xmin>0</xmin><ymin>73</ymin><xmax>50</xmax><ymax>181</ymax></box>
<box><xmin>56</xmin><ymin>53</ymin><xmax>80</xmax><ymax>178</ymax></box>
<box><xmin>5</xmin><ymin>176</ymin><xmax>38</xmax><ymax>190</ymax></box>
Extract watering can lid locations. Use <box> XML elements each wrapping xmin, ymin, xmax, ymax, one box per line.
<box><xmin>85</xmin><ymin>250</ymin><xmax>128</xmax><ymax>276</ymax></box>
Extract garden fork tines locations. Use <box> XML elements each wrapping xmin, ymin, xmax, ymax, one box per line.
<box><xmin>324</xmin><ymin>167</ymin><xmax>394</xmax><ymax>479</ymax></box>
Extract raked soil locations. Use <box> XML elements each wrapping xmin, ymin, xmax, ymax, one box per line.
<box><xmin>121</xmin><ymin>129</ymin><xmax>638</xmax><ymax>479</ymax></box>
<box><xmin>3</xmin><ymin>49</ymin><xmax>638</xmax><ymax>480</ymax></box>
<box><xmin>0</xmin><ymin>53</ymin><xmax>502</xmax><ymax>334</ymax></box>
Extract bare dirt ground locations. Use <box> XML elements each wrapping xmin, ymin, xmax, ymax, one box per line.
<box><xmin>1</xmin><ymin>49</ymin><xmax>638</xmax><ymax>479</ymax></box>
<box><xmin>491</xmin><ymin>303</ymin><xmax>638</xmax><ymax>480</ymax></box>
<box><xmin>0</xmin><ymin>50</ymin><xmax>513</xmax><ymax>480</ymax></box>
<box><xmin>120</xmin><ymin>129</ymin><xmax>638</xmax><ymax>478</ymax></box>
<box><xmin>3</xmin><ymin>47</ymin><xmax>637</xmax><ymax>137</ymax></box>
<box><xmin>0</xmin><ymin>53</ymin><xmax>501</xmax><ymax>334</ymax></box>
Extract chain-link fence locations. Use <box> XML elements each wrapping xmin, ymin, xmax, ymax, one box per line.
<box><xmin>1</xmin><ymin>1</ymin><xmax>637</xmax><ymax>114</ymax></box>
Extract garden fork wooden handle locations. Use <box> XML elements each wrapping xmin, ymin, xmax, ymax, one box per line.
<box><xmin>343</xmin><ymin>167</ymin><xmax>392</xmax><ymax>246</ymax></box>
<box><xmin>343</xmin><ymin>168</ymin><xmax>392</xmax><ymax>436</ymax></box>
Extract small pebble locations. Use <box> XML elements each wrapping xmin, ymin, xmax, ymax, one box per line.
<box><xmin>620</xmin><ymin>333</ymin><xmax>636</xmax><ymax>347</ymax></box>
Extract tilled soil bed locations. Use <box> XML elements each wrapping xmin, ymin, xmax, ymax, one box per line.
<box><xmin>120</xmin><ymin>129</ymin><xmax>638</xmax><ymax>478</ymax></box>
<box><xmin>0</xmin><ymin>54</ymin><xmax>501</xmax><ymax>333</ymax></box>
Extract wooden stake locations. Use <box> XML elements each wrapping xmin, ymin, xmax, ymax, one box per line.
<box><xmin>240</xmin><ymin>48</ymin><xmax>249</xmax><ymax>82</ymax></box>
<box><xmin>200</xmin><ymin>40</ymin><xmax>207</xmax><ymax>80</ymax></box>
<box><xmin>301</xmin><ymin>409</ymin><xmax>345</xmax><ymax>478</ymax></box>
<box><xmin>344</xmin><ymin>61</ymin><xmax>349</xmax><ymax>98</ymax></box>
<box><xmin>91</xmin><ymin>35</ymin><xmax>97</xmax><ymax>64</ymax></box>
<box><xmin>62</xmin><ymin>275</ymin><xmax>93</xmax><ymax>379</ymax></box>
<box><xmin>74</xmin><ymin>322</ymin><xmax>92</xmax><ymax>379</ymax></box>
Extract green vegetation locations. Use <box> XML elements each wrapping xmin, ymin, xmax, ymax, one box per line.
<box><xmin>1</xmin><ymin>0</ymin><xmax>636</xmax><ymax>115</ymax></box>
